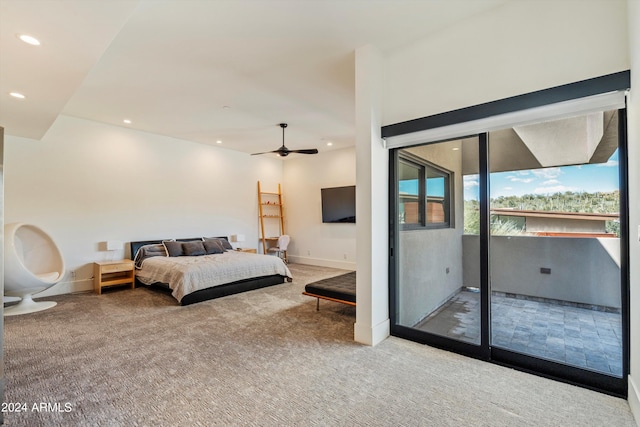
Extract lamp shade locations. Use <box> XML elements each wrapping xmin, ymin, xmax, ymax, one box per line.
<box><xmin>106</xmin><ymin>240</ymin><xmax>123</xmax><ymax>250</ymax></box>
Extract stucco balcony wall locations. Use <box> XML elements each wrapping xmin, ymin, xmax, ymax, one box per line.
<box><xmin>462</xmin><ymin>235</ymin><xmax>621</xmax><ymax>309</ymax></box>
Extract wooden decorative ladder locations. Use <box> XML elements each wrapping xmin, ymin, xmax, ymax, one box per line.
<box><xmin>257</xmin><ymin>181</ymin><xmax>286</xmax><ymax>261</ymax></box>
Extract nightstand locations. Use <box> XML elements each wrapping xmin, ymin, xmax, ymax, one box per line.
<box><xmin>236</xmin><ymin>248</ymin><xmax>257</xmax><ymax>253</ymax></box>
<box><xmin>94</xmin><ymin>260</ymin><xmax>135</xmax><ymax>294</ymax></box>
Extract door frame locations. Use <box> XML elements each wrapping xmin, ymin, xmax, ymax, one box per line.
<box><xmin>386</xmin><ymin>72</ymin><xmax>630</xmax><ymax>397</ymax></box>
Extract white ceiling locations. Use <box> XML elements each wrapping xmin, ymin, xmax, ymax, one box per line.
<box><xmin>0</xmin><ymin>0</ymin><xmax>509</xmax><ymax>156</ymax></box>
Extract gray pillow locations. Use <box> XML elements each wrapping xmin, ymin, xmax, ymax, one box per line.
<box><xmin>183</xmin><ymin>240</ymin><xmax>206</xmax><ymax>256</ymax></box>
<box><xmin>204</xmin><ymin>237</ymin><xmax>233</xmax><ymax>250</ymax></box>
<box><xmin>133</xmin><ymin>243</ymin><xmax>167</xmax><ymax>268</ymax></box>
<box><xmin>163</xmin><ymin>240</ymin><xmax>184</xmax><ymax>257</ymax></box>
<box><xmin>203</xmin><ymin>239</ymin><xmax>225</xmax><ymax>254</ymax></box>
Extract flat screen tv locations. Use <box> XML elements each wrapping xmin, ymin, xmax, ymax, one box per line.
<box><xmin>321</xmin><ymin>185</ymin><xmax>356</xmax><ymax>223</ymax></box>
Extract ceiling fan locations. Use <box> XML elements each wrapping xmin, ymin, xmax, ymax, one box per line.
<box><xmin>251</xmin><ymin>123</ymin><xmax>319</xmax><ymax>157</ymax></box>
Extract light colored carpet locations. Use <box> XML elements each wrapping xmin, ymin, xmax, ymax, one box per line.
<box><xmin>4</xmin><ymin>263</ymin><xmax>636</xmax><ymax>426</ymax></box>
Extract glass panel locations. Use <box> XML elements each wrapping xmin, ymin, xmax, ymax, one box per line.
<box><xmin>426</xmin><ymin>170</ymin><xmax>447</xmax><ymax>224</ymax></box>
<box><xmin>489</xmin><ymin>110</ymin><xmax>622</xmax><ymax>377</ymax></box>
<box><xmin>463</xmin><ymin>174</ymin><xmax>480</xmax><ymax>235</ymax></box>
<box><xmin>396</xmin><ymin>138</ymin><xmax>480</xmax><ymax>344</ymax></box>
<box><xmin>398</xmin><ymin>160</ymin><xmax>421</xmax><ymax>225</ymax></box>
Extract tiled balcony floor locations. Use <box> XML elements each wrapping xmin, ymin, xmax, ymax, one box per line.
<box><xmin>414</xmin><ymin>290</ymin><xmax>623</xmax><ymax>377</ymax></box>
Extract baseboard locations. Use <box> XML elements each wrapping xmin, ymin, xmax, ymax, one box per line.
<box><xmin>34</xmin><ymin>279</ymin><xmax>94</xmax><ymax>297</ymax></box>
<box><xmin>628</xmin><ymin>375</ymin><xmax>640</xmax><ymax>426</ymax></box>
<box><xmin>354</xmin><ymin>318</ymin><xmax>390</xmax><ymax>346</ymax></box>
<box><xmin>288</xmin><ymin>255</ymin><xmax>356</xmax><ymax>271</ymax></box>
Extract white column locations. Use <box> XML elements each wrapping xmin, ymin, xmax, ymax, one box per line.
<box><xmin>354</xmin><ymin>45</ymin><xmax>390</xmax><ymax>346</ymax></box>
<box><xmin>627</xmin><ymin>0</ymin><xmax>640</xmax><ymax>419</ymax></box>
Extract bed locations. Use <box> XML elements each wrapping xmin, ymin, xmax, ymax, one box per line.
<box><xmin>130</xmin><ymin>237</ymin><xmax>292</xmax><ymax>306</ymax></box>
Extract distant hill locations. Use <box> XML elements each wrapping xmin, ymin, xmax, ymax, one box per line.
<box><xmin>464</xmin><ymin>191</ymin><xmax>620</xmax><ymax>236</ymax></box>
<box><xmin>490</xmin><ymin>190</ymin><xmax>619</xmax><ymax>214</ymax></box>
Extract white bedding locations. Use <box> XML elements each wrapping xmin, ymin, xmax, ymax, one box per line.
<box><xmin>136</xmin><ymin>251</ymin><xmax>292</xmax><ymax>302</ymax></box>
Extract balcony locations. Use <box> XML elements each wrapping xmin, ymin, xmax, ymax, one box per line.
<box><xmin>409</xmin><ymin>234</ymin><xmax>622</xmax><ymax>376</ymax></box>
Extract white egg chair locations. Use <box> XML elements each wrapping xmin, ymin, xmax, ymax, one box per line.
<box><xmin>4</xmin><ymin>223</ymin><xmax>66</xmax><ymax>316</ymax></box>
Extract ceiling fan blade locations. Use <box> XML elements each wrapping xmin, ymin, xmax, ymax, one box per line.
<box><xmin>251</xmin><ymin>123</ymin><xmax>318</xmax><ymax>156</ymax></box>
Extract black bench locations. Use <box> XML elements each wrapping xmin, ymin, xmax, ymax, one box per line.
<box><xmin>302</xmin><ymin>272</ymin><xmax>356</xmax><ymax>310</ymax></box>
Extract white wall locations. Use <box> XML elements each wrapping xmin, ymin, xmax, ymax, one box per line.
<box><xmin>383</xmin><ymin>0</ymin><xmax>629</xmax><ymax>126</ymax></box>
<box><xmin>5</xmin><ymin>115</ymin><xmax>283</xmax><ymax>296</ymax></box>
<box><xmin>283</xmin><ymin>147</ymin><xmax>356</xmax><ymax>270</ymax></box>
<box><xmin>354</xmin><ymin>45</ymin><xmax>389</xmax><ymax>346</ymax></box>
<box><xmin>626</xmin><ymin>0</ymin><xmax>640</xmax><ymax>422</ymax></box>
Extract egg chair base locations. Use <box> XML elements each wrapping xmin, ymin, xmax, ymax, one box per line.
<box><xmin>4</xmin><ymin>294</ymin><xmax>57</xmax><ymax>316</ymax></box>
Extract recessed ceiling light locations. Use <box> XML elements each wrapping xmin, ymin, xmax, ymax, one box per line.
<box><xmin>9</xmin><ymin>92</ymin><xmax>26</xmax><ymax>99</ymax></box>
<box><xmin>123</xmin><ymin>119</ymin><xmax>132</xmax><ymax>124</ymax></box>
<box><xmin>327</xmin><ymin>142</ymin><xmax>333</xmax><ymax>146</ymax></box>
<box><xmin>18</xmin><ymin>34</ymin><xmax>40</xmax><ymax>46</ymax></box>
<box><xmin>216</xmin><ymin>140</ymin><xmax>222</xmax><ymax>144</ymax></box>
<box><xmin>452</xmin><ymin>147</ymin><xmax>460</xmax><ymax>151</ymax></box>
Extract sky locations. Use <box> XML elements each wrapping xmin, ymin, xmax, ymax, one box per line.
<box><xmin>464</xmin><ymin>149</ymin><xmax>620</xmax><ymax>200</ymax></box>
<box><xmin>399</xmin><ymin>176</ymin><xmax>445</xmax><ymax>197</ymax></box>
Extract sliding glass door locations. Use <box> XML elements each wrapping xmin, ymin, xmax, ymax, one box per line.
<box><xmin>488</xmin><ymin>111</ymin><xmax>623</xmax><ymax>378</ymax></box>
<box><xmin>390</xmin><ymin>107</ymin><xmax>627</xmax><ymax>395</ymax></box>
<box><xmin>394</xmin><ymin>137</ymin><xmax>485</xmax><ymax>355</ymax></box>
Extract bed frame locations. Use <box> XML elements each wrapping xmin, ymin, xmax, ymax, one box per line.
<box><xmin>130</xmin><ymin>237</ymin><xmax>287</xmax><ymax>306</ymax></box>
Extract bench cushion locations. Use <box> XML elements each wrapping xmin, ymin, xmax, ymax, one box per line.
<box><xmin>304</xmin><ymin>272</ymin><xmax>356</xmax><ymax>303</ymax></box>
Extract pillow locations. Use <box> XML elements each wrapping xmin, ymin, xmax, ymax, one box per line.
<box><xmin>203</xmin><ymin>239</ymin><xmax>225</xmax><ymax>254</ymax></box>
<box><xmin>163</xmin><ymin>240</ymin><xmax>184</xmax><ymax>257</ymax></box>
<box><xmin>204</xmin><ymin>237</ymin><xmax>233</xmax><ymax>250</ymax></box>
<box><xmin>133</xmin><ymin>243</ymin><xmax>167</xmax><ymax>268</ymax></box>
<box><xmin>183</xmin><ymin>240</ymin><xmax>206</xmax><ymax>256</ymax></box>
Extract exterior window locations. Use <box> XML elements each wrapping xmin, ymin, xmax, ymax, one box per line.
<box><xmin>398</xmin><ymin>160</ymin><xmax>422</xmax><ymax>225</ymax></box>
<box><xmin>426</xmin><ymin>169</ymin><xmax>448</xmax><ymax>224</ymax></box>
<box><xmin>398</xmin><ymin>151</ymin><xmax>452</xmax><ymax>229</ymax></box>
